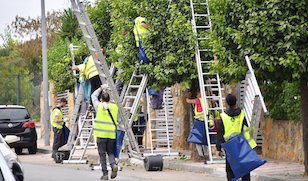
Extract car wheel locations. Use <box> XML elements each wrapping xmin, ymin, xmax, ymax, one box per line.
<box><xmin>15</xmin><ymin>148</ymin><xmax>23</xmax><ymax>155</ymax></box>
<box><xmin>28</xmin><ymin>142</ymin><xmax>37</xmax><ymax>154</ymax></box>
<box><xmin>12</xmin><ymin>163</ymin><xmax>23</xmax><ymax>181</ymax></box>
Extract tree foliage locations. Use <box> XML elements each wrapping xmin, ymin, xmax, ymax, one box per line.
<box><xmin>208</xmin><ymin>0</ymin><xmax>308</xmax><ymax>82</ymax></box>
<box><xmin>48</xmin><ymin>37</ymin><xmax>75</xmax><ymax>92</ymax></box>
<box><xmin>58</xmin><ymin>9</ymin><xmax>81</xmax><ymax>42</ymax></box>
<box><xmin>108</xmin><ymin>0</ymin><xmax>197</xmax><ymax>89</ymax></box>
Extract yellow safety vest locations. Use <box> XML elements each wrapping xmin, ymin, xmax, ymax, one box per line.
<box><xmin>220</xmin><ymin>110</ymin><xmax>257</xmax><ymax>149</ymax></box>
<box><xmin>84</xmin><ymin>56</ymin><xmax>98</xmax><ymax>79</ymax></box>
<box><xmin>93</xmin><ymin>102</ymin><xmax>119</xmax><ymax>139</ymax></box>
<box><xmin>50</xmin><ymin>108</ymin><xmax>64</xmax><ymax>129</ymax></box>
<box><xmin>133</xmin><ymin>17</ymin><xmax>149</xmax><ymax>47</ymax></box>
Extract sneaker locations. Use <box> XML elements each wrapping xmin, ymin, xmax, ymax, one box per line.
<box><xmin>111</xmin><ymin>165</ymin><xmax>118</xmax><ymax>179</ymax></box>
<box><xmin>100</xmin><ymin>175</ymin><xmax>108</xmax><ymax>180</ymax></box>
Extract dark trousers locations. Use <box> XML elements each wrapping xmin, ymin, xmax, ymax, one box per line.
<box><xmin>52</xmin><ymin>127</ymin><xmax>64</xmax><ymax>155</ymax></box>
<box><xmin>226</xmin><ymin>159</ymin><xmax>250</xmax><ymax>181</ymax></box>
<box><xmin>89</xmin><ymin>75</ymin><xmax>102</xmax><ymax>95</ymax></box>
<box><xmin>97</xmin><ymin>138</ymin><xmax>116</xmax><ymax>175</ymax></box>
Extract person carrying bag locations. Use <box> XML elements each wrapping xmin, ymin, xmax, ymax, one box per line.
<box><xmin>216</xmin><ymin>94</ymin><xmax>266</xmax><ymax>181</ymax></box>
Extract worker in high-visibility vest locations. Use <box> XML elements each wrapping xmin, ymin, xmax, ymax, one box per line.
<box><xmin>133</xmin><ymin>16</ymin><xmax>150</xmax><ymax>64</ymax></box>
<box><xmin>91</xmin><ymin>86</ymin><xmax>118</xmax><ymax>180</ymax></box>
<box><xmin>50</xmin><ymin>98</ymin><xmax>67</xmax><ymax>159</ymax></box>
<box><xmin>186</xmin><ymin>91</ymin><xmax>215</xmax><ymax>126</ymax></box>
<box><xmin>72</xmin><ymin>55</ymin><xmax>102</xmax><ymax>97</ymax></box>
<box><xmin>216</xmin><ymin>94</ymin><xmax>257</xmax><ymax>181</ymax></box>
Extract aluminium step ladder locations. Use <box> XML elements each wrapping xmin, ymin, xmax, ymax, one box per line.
<box><xmin>145</xmin><ymin>88</ymin><xmax>178</xmax><ymax>156</ymax></box>
<box><xmin>190</xmin><ymin>0</ymin><xmax>225</xmax><ymax>163</ymax></box>
<box><xmin>122</xmin><ymin>71</ymin><xmax>148</xmax><ymax>127</ymax></box>
<box><xmin>63</xmin><ymin>111</ymin><xmax>94</xmax><ymax>164</ymax></box>
<box><xmin>70</xmin><ymin>0</ymin><xmax>142</xmax><ymax>160</ymax></box>
<box><xmin>238</xmin><ymin>53</ymin><xmax>268</xmax><ymax>146</ymax></box>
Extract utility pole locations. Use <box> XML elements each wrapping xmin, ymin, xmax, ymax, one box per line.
<box><xmin>16</xmin><ymin>74</ymin><xmax>20</xmax><ymax>105</ymax></box>
<box><xmin>41</xmin><ymin>0</ymin><xmax>50</xmax><ymax>146</ymax></box>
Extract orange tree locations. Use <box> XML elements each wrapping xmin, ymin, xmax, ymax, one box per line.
<box><xmin>208</xmin><ymin>0</ymin><xmax>308</xmax><ymax>174</ymax></box>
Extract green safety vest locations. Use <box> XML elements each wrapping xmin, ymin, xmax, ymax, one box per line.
<box><xmin>50</xmin><ymin>108</ymin><xmax>64</xmax><ymax>129</ymax></box>
<box><xmin>220</xmin><ymin>110</ymin><xmax>257</xmax><ymax>149</ymax></box>
<box><xmin>133</xmin><ymin>17</ymin><xmax>149</xmax><ymax>47</ymax></box>
<box><xmin>84</xmin><ymin>56</ymin><xmax>98</xmax><ymax>79</ymax></box>
<box><xmin>93</xmin><ymin>102</ymin><xmax>119</xmax><ymax>139</ymax></box>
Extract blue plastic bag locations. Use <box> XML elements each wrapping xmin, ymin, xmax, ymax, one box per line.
<box><xmin>222</xmin><ymin>134</ymin><xmax>266</xmax><ymax>180</ymax></box>
<box><xmin>114</xmin><ymin>130</ymin><xmax>125</xmax><ymax>158</ymax></box>
<box><xmin>63</xmin><ymin>125</ymin><xmax>70</xmax><ymax>145</ymax></box>
<box><xmin>186</xmin><ymin>119</ymin><xmax>216</xmax><ymax>145</ymax></box>
<box><xmin>138</xmin><ymin>41</ymin><xmax>150</xmax><ymax>64</ymax></box>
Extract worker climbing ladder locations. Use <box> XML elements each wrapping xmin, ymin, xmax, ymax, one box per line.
<box><xmin>190</xmin><ymin>0</ymin><xmax>225</xmax><ymax>163</ymax></box>
<box><xmin>69</xmin><ymin>0</ymin><xmax>142</xmax><ymax>160</ymax></box>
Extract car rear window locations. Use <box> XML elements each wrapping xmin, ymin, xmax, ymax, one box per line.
<box><xmin>0</xmin><ymin>108</ymin><xmax>30</xmax><ymax>121</ymax></box>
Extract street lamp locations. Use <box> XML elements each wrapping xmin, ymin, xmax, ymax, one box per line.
<box><xmin>41</xmin><ymin>0</ymin><xmax>50</xmax><ymax>146</ymax></box>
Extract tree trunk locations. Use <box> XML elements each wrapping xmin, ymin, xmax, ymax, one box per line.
<box><xmin>171</xmin><ymin>84</ymin><xmax>190</xmax><ymax>150</ymax></box>
<box><xmin>300</xmin><ymin>79</ymin><xmax>308</xmax><ymax>176</ymax></box>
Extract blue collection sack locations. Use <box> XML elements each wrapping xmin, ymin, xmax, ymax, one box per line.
<box><xmin>138</xmin><ymin>41</ymin><xmax>150</xmax><ymax>64</ymax></box>
<box><xmin>186</xmin><ymin>119</ymin><xmax>216</xmax><ymax>145</ymax></box>
<box><xmin>222</xmin><ymin>134</ymin><xmax>266</xmax><ymax>180</ymax></box>
<box><xmin>115</xmin><ymin>130</ymin><xmax>125</xmax><ymax>158</ymax></box>
<box><xmin>63</xmin><ymin>125</ymin><xmax>70</xmax><ymax>145</ymax></box>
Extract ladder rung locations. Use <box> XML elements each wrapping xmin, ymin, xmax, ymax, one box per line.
<box><xmin>204</xmin><ymin>84</ymin><xmax>219</xmax><ymax>87</ymax></box>
<box><xmin>81</xmin><ymin>128</ymin><xmax>92</xmax><ymax>131</ymax></box>
<box><xmin>152</xmin><ymin>139</ymin><xmax>168</xmax><ymax>141</ymax></box>
<box><xmin>193</xmin><ymin>2</ymin><xmax>208</xmax><ymax>5</ymax></box>
<box><xmin>124</xmin><ymin>107</ymin><xmax>132</xmax><ymax>110</ymax></box>
<box><xmin>194</xmin><ymin>14</ymin><xmax>209</xmax><ymax>17</ymax></box>
<box><xmin>198</xmin><ymin>37</ymin><xmax>207</xmax><ymax>40</ymax></box>
<box><xmin>199</xmin><ymin>49</ymin><xmax>211</xmax><ymax>52</ymax></box>
<box><xmin>151</xmin><ymin>129</ymin><xmax>167</xmax><ymax>131</ymax></box>
<box><xmin>128</xmin><ymin>85</ymin><xmax>141</xmax><ymax>89</ymax></box>
<box><xmin>203</xmin><ymin>73</ymin><xmax>215</xmax><ymax>75</ymax></box>
<box><xmin>124</xmin><ymin>96</ymin><xmax>136</xmax><ymax>99</ymax></box>
<box><xmin>200</xmin><ymin>61</ymin><xmax>212</xmax><ymax>64</ymax></box>
<box><xmin>195</xmin><ymin>25</ymin><xmax>211</xmax><ymax>29</ymax></box>
<box><xmin>208</xmin><ymin>108</ymin><xmax>223</xmax><ymax>111</ymax></box>
<box><xmin>150</xmin><ymin>118</ymin><xmax>166</xmax><ymax>121</ymax></box>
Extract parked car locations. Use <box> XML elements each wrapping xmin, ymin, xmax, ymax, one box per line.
<box><xmin>0</xmin><ymin>134</ymin><xmax>23</xmax><ymax>181</ymax></box>
<box><xmin>0</xmin><ymin>105</ymin><xmax>37</xmax><ymax>155</ymax></box>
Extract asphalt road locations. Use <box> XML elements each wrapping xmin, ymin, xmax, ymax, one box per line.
<box><xmin>22</xmin><ymin>162</ymin><xmax>225</xmax><ymax>181</ymax></box>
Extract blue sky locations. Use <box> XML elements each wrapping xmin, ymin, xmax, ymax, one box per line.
<box><xmin>0</xmin><ymin>0</ymin><xmax>94</xmax><ymax>45</ymax></box>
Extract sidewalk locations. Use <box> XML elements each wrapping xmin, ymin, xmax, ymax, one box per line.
<box><xmin>36</xmin><ymin>134</ymin><xmax>307</xmax><ymax>181</ymax></box>
<box><xmin>163</xmin><ymin>158</ymin><xmax>307</xmax><ymax>181</ymax></box>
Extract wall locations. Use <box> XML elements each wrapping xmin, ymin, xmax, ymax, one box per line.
<box><xmin>261</xmin><ymin>118</ymin><xmax>304</xmax><ymax>163</ymax></box>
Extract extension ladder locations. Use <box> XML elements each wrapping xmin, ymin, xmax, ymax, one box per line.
<box><xmin>70</xmin><ymin>0</ymin><xmax>142</xmax><ymax>159</ymax></box>
<box><xmin>190</xmin><ymin>0</ymin><xmax>225</xmax><ymax>163</ymax></box>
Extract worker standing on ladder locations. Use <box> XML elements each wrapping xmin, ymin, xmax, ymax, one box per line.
<box><xmin>91</xmin><ymin>86</ymin><xmax>118</xmax><ymax>180</ymax></box>
<box><xmin>133</xmin><ymin>16</ymin><xmax>150</xmax><ymax>64</ymax></box>
<box><xmin>50</xmin><ymin>98</ymin><xmax>67</xmax><ymax>159</ymax></box>
<box><xmin>72</xmin><ymin>55</ymin><xmax>102</xmax><ymax>101</ymax></box>
<box><xmin>216</xmin><ymin>94</ymin><xmax>257</xmax><ymax>181</ymax></box>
